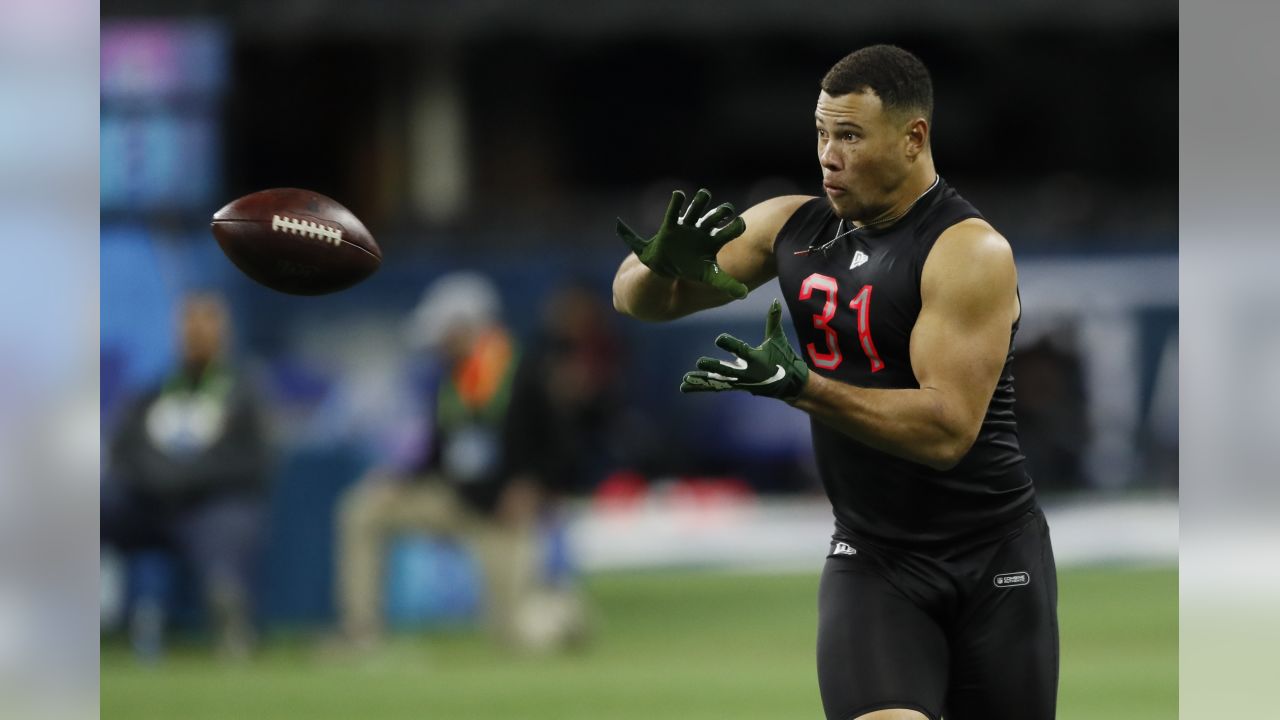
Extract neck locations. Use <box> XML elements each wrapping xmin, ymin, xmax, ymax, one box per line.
<box><xmin>857</xmin><ymin>160</ymin><xmax>938</xmax><ymax>228</ymax></box>
<box><xmin>182</xmin><ymin>358</ymin><xmax>214</xmax><ymax>381</ymax></box>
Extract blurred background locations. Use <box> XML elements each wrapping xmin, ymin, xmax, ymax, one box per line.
<box><xmin>97</xmin><ymin>1</ymin><xmax>1177</xmax><ymax>718</ymax></box>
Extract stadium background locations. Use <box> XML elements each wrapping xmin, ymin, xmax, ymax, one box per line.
<box><xmin>99</xmin><ymin>1</ymin><xmax>1178</xmax><ymax>718</ymax></box>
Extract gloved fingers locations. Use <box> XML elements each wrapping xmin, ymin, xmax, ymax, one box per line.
<box><xmin>615</xmin><ymin>218</ymin><xmax>650</xmax><ymax>256</ymax></box>
<box><xmin>714</xmin><ymin>332</ymin><xmax>754</xmax><ymax>358</ymax></box>
<box><xmin>679</xmin><ymin>371</ymin><xmax>735</xmax><ymax>393</ymax></box>
<box><xmin>662</xmin><ymin>190</ymin><xmax>687</xmax><ymax>229</ymax></box>
<box><xmin>695</xmin><ymin>202</ymin><xmax>737</xmax><ymax>231</ymax></box>
<box><xmin>708</xmin><ymin>215</ymin><xmax>746</xmax><ymax>241</ymax></box>
<box><xmin>695</xmin><ymin>355</ymin><xmax>748</xmax><ymax>374</ymax></box>
<box><xmin>764</xmin><ymin>298</ymin><xmax>783</xmax><ymax>338</ymax></box>
<box><xmin>701</xmin><ymin>261</ymin><xmax>749</xmax><ymax>299</ymax></box>
<box><xmin>679</xmin><ymin>188</ymin><xmax>713</xmax><ymax>225</ymax></box>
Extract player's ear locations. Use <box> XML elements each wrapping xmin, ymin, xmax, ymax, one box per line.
<box><xmin>904</xmin><ymin>116</ymin><xmax>929</xmax><ymax>159</ymax></box>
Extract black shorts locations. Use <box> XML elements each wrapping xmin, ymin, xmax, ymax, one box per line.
<box><xmin>816</xmin><ymin>509</ymin><xmax>1058</xmax><ymax>720</ymax></box>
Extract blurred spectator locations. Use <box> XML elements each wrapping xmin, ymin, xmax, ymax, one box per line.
<box><xmin>518</xmin><ymin>281</ymin><xmax>627</xmax><ymax>495</ymax></box>
<box><xmin>101</xmin><ymin>292</ymin><xmax>270</xmax><ymax>660</ymax></box>
<box><xmin>531</xmin><ymin>281</ymin><xmax>678</xmax><ymax>487</ymax></box>
<box><xmin>331</xmin><ymin>272</ymin><xmax>583</xmax><ymax>654</ymax></box>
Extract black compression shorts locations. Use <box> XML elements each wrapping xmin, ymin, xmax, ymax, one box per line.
<box><xmin>816</xmin><ymin>509</ymin><xmax>1059</xmax><ymax>720</ymax></box>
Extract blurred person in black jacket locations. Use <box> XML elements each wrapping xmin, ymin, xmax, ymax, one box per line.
<box><xmin>332</xmin><ymin>273</ymin><xmax>585</xmax><ymax>655</ymax></box>
<box><xmin>101</xmin><ymin>292</ymin><xmax>269</xmax><ymax>659</ymax></box>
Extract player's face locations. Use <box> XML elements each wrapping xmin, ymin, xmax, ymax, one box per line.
<box><xmin>439</xmin><ymin>322</ymin><xmax>480</xmax><ymax>364</ymax></box>
<box><xmin>180</xmin><ymin>298</ymin><xmax>227</xmax><ymax>366</ymax></box>
<box><xmin>814</xmin><ymin>90</ymin><xmax>914</xmax><ymax>222</ymax></box>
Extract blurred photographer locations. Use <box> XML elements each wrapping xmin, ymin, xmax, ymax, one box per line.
<box><xmin>332</xmin><ymin>272</ymin><xmax>580</xmax><ymax>653</ymax></box>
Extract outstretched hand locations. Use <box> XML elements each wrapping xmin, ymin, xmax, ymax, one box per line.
<box><xmin>616</xmin><ymin>188</ymin><xmax>749</xmax><ymax>300</ymax></box>
<box><xmin>680</xmin><ymin>299</ymin><xmax>809</xmax><ymax>401</ymax></box>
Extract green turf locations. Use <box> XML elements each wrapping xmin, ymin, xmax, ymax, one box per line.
<box><xmin>101</xmin><ymin>566</ymin><xmax>1176</xmax><ymax>719</ymax></box>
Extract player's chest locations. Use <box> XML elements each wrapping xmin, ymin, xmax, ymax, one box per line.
<box><xmin>778</xmin><ymin>239</ymin><xmax>921</xmax><ymax>380</ymax></box>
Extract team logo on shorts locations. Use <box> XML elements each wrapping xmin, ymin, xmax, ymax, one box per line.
<box><xmin>832</xmin><ymin>542</ymin><xmax>858</xmax><ymax>556</ymax></box>
<box><xmin>993</xmin><ymin>571</ymin><xmax>1030</xmax><ymax>588</ymax></box>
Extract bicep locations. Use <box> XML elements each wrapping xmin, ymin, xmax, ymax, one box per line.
<box><xmin>909</xmin><ymin>223</ymin><xmax>1019</xmax><ymax>434</ymax></box>
<box><xmin>718</xmin><ymin>195</ymin><xmax>813</xmax><ymax>288</ymax></box>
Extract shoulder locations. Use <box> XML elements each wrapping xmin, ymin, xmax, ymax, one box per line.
<box><xmin>109</xmin><ymin>383</ymin><xmax>165</xmax><ymax>435</ymax></box>
<box><xmin>131</xmin><ymin>383</ymin><xmax>166</xmax><ymax>409</ymax></box>
<box><xmin>215</xmin><ymin>367</ymin><xmax>263</xmax><ymax>408</ymax></box>
<box><xmin>738</xmin><ymin>195</ymin><xmax>820</xmax><ymax>251</ymax></box>
<box><xmin>921</xmin><ymin>218</ymin><xmax>1016</xmax><ymax>302</ymax></box>
<box><xmin>927</xmin><ymin>218</ymin><xmax>1014</xmax><ymax>273</ymax></box>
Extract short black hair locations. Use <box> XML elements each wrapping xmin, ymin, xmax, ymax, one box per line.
<box><xmin>821</xmin><ymin>45</ymin><xmax>933</xmax><ymax>123</ymax></box>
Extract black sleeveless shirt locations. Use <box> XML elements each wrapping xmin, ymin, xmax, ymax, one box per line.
<box><xmin>774</xmin><ymin>177</ymin><xmax>1036</xmax><ymax>547</ymax></box>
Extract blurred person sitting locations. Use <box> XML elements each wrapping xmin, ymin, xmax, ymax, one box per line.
<box><xmin>101</xmin><ymin>292</ymin><xmax>270</xmax><ymax>660</ymax></box>
<box><xmin>331</xmin><ymin>272</ymin><xmax>580</xmax><ymax>654</ymax></box>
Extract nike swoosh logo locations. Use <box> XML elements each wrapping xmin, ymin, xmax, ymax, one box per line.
<box><xmin>738</xmin><ymin>365</ymin><xmax>786</xmax><ymax>387</ymax></box>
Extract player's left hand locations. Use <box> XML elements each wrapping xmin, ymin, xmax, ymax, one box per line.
<box><xmin>680</xmin><ymin>299</ymin><xmax>810</xmax><ymax>401</ymax></box>
<box><xmin>615</xmin><ymin>188</ymin><xmax>749</xmax><ymax>300</ymax></box>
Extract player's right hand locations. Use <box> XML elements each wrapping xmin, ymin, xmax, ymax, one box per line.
<box><xmin>615</xmin><ymin>188</ymin><xmax>749</xmax><ymax>300</ymax></box>
<box><xmin>679</xmin><ymin>299</ymin><xmax>809</xmax><ymax>401</ymax></box>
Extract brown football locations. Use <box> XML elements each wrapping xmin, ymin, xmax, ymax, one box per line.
<box><xmin>210</xmin><ymin>188</ymin><xmax>381</xmax><ymax>295</ymax></box>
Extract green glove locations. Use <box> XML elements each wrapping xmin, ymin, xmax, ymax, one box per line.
<box><xmin>680</xmin><ymin>299</ymin><xmax>810</xmax><ymax>401</ymax></box>
<box><xmin>616</xmin><ymin>188</ymin><xmax>749</xmax><ymax>300</ymax></box>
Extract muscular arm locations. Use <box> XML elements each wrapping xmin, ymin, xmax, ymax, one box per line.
<box><xmin>790</xmin><ymin>219</ymin><xmax>1020</xmax><ymax>470</ymax></box>
<box><xmin>612</xmin><ymin>195</ymin><xmax>812</xmax><ymax>322</ymax></box>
